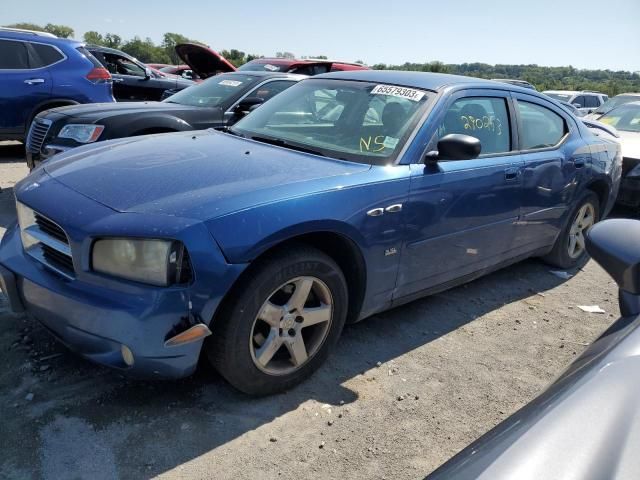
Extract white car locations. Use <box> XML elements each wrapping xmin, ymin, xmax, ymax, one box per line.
<box><xmin>543</xmin><ymin>90</ymin><xmax>608</xmax><ymax>115</ymax></box>
<box><xmin>584</xmin><ymin>92</ymin><xmax>640</xmax><ymax>120</ymax></box>
<box><xmin>598</xmin><ymin>101</ymin><xmax>640</xmax><ymax>207</ymax></box>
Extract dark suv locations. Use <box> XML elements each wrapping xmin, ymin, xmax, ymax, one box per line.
<box><xmin>0</xmin><ymin>28</ymin><xmax>115</xmax><ymax>142</ymax></box>
<box><xmin>87</xmin><ymin>46</ymin><xmax>194</xmax><ymax>101</ymax></box>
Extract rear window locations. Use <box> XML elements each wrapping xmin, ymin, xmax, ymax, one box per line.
<box><xmin>29</xmin><ymin>43</ymin><xmax>64</xmax><ymax>68</ymax></box>
<box><xmin>0</xmin><ymin>39</ymin><xmax>29</xmax><ymax>69</ymax></box>
<box><xmin>76</xmin><ymin>46</ymin><xmax>103</xmax><ymax>68</ymax></box>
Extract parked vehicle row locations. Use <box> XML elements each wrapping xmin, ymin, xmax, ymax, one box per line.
<box><xmin>0</xmin><ymin>71</ymin><xmax>622</xmax><ymax>395</ymax></box>
<box><xmin>542</xmin><ymin>89</ymin><xmax>608</xmax><ymax>115</ymax></box>
<box><xmin>26</xmin><ymin>71</ymin><xmax>305</xmax><ymax>167</ymax></box>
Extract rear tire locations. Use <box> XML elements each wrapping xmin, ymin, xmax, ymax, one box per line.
<box><xmin>206</xmin><ymin>245</ymin><xmax>348</xmax><ymax>395</ymax></box>
<box><xmin>543</xmin><ymin>191</ymin><xmax>599</xmax><ymax>269</ymax></box>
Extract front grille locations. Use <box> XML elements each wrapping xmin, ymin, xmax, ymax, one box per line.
<box><xmin>41</xmin><ymin>244</ymin><xmax>75</xmax><ymax>274</ymax></box>
<box><xmin>26</xmin><ymin>118</ymin><xmax>52</xmax><ymax>153</ymax></box>
<box><xmin>17</xmin><ymin>202</ymin><xmax>75</xmax><ymax>279</ymax></box>
<box><xmin>34</xmin><ymin>213</ymin><xmax>68</xmax><ymax>244</ymax></box>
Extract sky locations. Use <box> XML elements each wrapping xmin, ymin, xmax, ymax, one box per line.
<box><xmin>3</xmin><ymin>0</ymin><xmax>639</xmax><ymax>72</ymax></box>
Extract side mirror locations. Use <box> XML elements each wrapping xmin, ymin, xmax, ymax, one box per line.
<box><xmin>235</xmin><ymin>97</ymin><xmax>264</xmax><ymax>116</ymax></box>
<box><xmin>425</xmin><ymin>134</ymin><xmax>481</xmax><ymax>163</ymax></box>
<box><xmin>144</xmin><ymin>67</ymin><xmax>152</xmax><ymax>79</ymax></box>
<box><xmin>586</xmin><ymin>219</ymin><xmax>640</xmax><ymax>295</ymax></box>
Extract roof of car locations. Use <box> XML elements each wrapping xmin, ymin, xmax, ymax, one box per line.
<box><xmin>313</xmin><ymin>70</ymin><xmax>513</xmax><ymax>92</ymax></box>
<box><xmin>0</xmin><ymin>28</ymin><xmax>83</xmax><ymax>47</ymax></box>
<box><xmin>226</xmin><ymin>70</ymin><xmax>306</xmax><ymax>79</ymax></box>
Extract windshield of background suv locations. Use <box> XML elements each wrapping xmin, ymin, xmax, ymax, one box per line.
<box><xmin>599</xmin><ymin>104</ymin><xmax>640</xmax><ymax>132</ymax></box>
<box><xmin>230</xmin><ymin>79</ymin><xmax>433</xmax><ymax>165</ymax></box>
<box><xmin>544</xmin><ymin>93</ymin><xmax>573</xmax><ymax>102</ymax></box>
<box><xmin>595</xmin><ymin>95</ymin><xmax>639</xmax><ymax>115</ymax></box>
<box><xmin>163</xmin><ymin>74</ymin><xmax>257</xmax><ymax>107</ymax></box>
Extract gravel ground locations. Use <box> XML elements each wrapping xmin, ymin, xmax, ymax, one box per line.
<box><xmin>0</xmin><ymin>141</ymin><xmax>622</xmax><ymax>479</ymax></box>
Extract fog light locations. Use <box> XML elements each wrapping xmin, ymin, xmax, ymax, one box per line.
<box><xmin>121</xmin><ymin>344</ymin><xmax>134</xmax><ymax>367</ymax></box>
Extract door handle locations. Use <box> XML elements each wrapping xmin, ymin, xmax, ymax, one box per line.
<box><xmin>112</xmin><ymin>78</ymin><xmax>124</xmax><ymax>83</ymax></box>
<box><xmin>573</xmin><ymin>158</ymin><xmax>585</xmax><ymax>169</ymax></box>
<box><xmin>24</xmin><ymin>78</ymin><xmax>45</xmax><ymax>85</ymax></box>
<box><xmin>504</xmin><ymin>167</ymin><xmax>520</xmax><ymax>181</ymax></box>
<box><xmin>385</xmin><ymin>204</ymin><xmax>403</xmax><ymax>213</ymax></box>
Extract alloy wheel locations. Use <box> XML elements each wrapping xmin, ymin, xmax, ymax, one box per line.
<box><xmin>568</xmin><ymin>203</ymin><xmax>595</xmax><ymax>259</ymax></box>
<box><xmin>250</xmin><ymin>276</ymin><xmax>333</xmax><ymax>375</ymax></box>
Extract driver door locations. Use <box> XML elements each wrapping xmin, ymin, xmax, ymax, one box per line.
<box><xmin>396</xmin><ymin>90</ymin><xmax>524</xmax><ymax>299</ymax></box>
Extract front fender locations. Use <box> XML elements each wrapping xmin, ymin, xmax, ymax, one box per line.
<box><xmin>108</xmin><ymin>114</ymin><xmax>193</xmax><ymax>137</ymax></box>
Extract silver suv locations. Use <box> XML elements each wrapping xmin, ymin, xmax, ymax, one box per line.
<box><xmin>542</xmin><ymin>90</ymin><xmax>608</xmax><ymax>115</ymax></box>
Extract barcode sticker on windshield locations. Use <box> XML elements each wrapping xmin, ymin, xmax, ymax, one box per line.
<box><xmin>371</xmin><ymin>85</ymin><xmax>425</xmax><ymax>102</ymax></box>
<box><xmin>219</xmin><ymin>79</ymin><xmax>243</xmax><ymax>87</ymax></box>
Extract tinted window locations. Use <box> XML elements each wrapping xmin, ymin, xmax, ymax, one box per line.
<box><xmin>517</xmin><ymin>101</ymin><xmax>567</xmax><ymax>149</ymax></box>
<box><xmin>584</xmin><ymin>95</ymin><xmax>600</xmax><ymax>108</ymax></box>
<box><xmin>29</xmin><ymin>43</ymin><xmax>64</xmax><ymax>68</ymax></box>
<box><xmin>246</xmin><ymin>80</ymin><xmax>295</xmax><ymax>102</ymax></box>
<box><xmin>289</xmin><ymin>65</ymin><xmax>331</xmax><ymax>75</ymax></box>
<box><xmin>102</xmin><ymin>53</ymin><xmax>145</xmax><ymax>77</ymax></box>
<box><xmin>438</xmin><ymin>97</ymin><xmax>511</xmax><ymax>155</ymax></box>
<box><xmin>0</xmin><ymin>40</ymin><xmax>29</xmax><ymax>69</ymax></box>
<box><xmin>572</xmin><ymin>96</ymin><xmax>586</xmax><ymax>108</ymax></box>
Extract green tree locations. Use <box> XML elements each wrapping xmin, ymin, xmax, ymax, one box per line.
<box><xmin>44</xmin><ymin>23</ymin><xmax>74</xmax><ymax>38</ymax></box>
<box><xmin>4</xmin><ymin>22</ymin><xmax>45</xmax><ymax>32</ymax></box>
<box><xmin>122</xmin><ymin>36</ymin><xmax>170</xmax><ymax>64</ymax></box>
<box><xmin>162</xmin><ymin>32</ymin><xmax>191</xmax><ymax>64</ymax></box>
<box><xmin>83</xmin><ymin>31</ymin><xmax>104</xmax><ymax>45</ymax></box>
<box><xmin>104</xmin><ymin>33</ymin><xmax>122</xmax><ymax>49</ymax></box>
<box><xmin>276</xmin><ymin>51</ymin><xmax>295</xmax><ymax>59</ymax></box>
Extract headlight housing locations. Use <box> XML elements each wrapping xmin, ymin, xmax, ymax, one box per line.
<box><xmin>58</xmin><ymin>124</ymin><xmax>104</xmax><ymax>143</ymax></box>
<box><xmin>92</xmin><ymin>238</ymin><xmax>192</xmax><ymax>286</ymax></box>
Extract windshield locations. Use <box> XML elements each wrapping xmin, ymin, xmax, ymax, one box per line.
<box><xmin>238</xmin><ymin>61</ymin><xmax>284</xmax><ymax>72</ymax></box>
<box><xmin>599</xmin><ymin>103</ymin><xmax>640</xmax><ymax>132</ymax></box>
<box><xmin>545</xmin><ymin>92</ymin><xmax>573</xmax><ymax>102</ymax></box>
<box><xmin>595</xmin><ymin>95</ymin><xmax>639</xmax><ymax>114</ymax></box>
<box><xmin>230</xmin><ymin>79</ymin><xmax>432</xmax><ymax>165</ymax></box>
<box><xmin>162</xmin><ymin>74</ymin><xmax>257</xmax><ymax>107</ymax></box>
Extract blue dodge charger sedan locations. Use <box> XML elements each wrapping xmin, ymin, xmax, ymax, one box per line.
<box><xmin>0</xmin><ymin>71</ymin><xmax>622</xmax><ymax>394</ymax></box>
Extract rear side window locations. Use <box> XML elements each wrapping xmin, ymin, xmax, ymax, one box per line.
<box><xmin>517</xmin><ymin>101</ymin><xmax>567</xmax><ymax>150</ymax></box>
<box><xmin>29</xmin><ymin>43</ymin><xmax>64</xmax><ymax>68</ymax></box>
<box><xmin>584</xmin><ymin>95</ymin><xmax>600</xmax><ymax>108</ymax></box>
<box><xmin>572</xmin><ymin>96</ymin><xmax>585</xmax><ymax>108</ymax></box>
<box><xmin>79</xmin><ymin>47</ymin><xmax>104</xmax><ymax>68</ymax></box>
<box><xmin>0</xmin><ymin>40</ymin><xmax>29</xmax><ymax>69</ymax></box>
<box><xmin>438</xmin><ymin>97</ymin><xmax>511</xmax><ymax>155</ymax></box>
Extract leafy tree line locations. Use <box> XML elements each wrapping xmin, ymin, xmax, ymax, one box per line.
<box><xmin>372</xmin><ymin>61</ymin><xmax>640</xmax><ymax>97</ymax></box>
<box><xmin>5</xmin><ymin>22</ymin><xmax>639</xmax><ymax>96</ymax></box>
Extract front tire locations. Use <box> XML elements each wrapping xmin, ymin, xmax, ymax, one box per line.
<box><xmin>207</xmin><ymin>245</ymin><xmax>348</xmax><ymax>395</ymax></box>
<box><xmin>543</xmin><ymin>191</ymin><xmax>599</xmax><ymax>269</ymax></box>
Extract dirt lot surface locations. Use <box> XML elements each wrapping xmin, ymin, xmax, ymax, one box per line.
<box><xmin>0</xmin><ymin>141</ymin><xmax>622</xmax><ymax>479</ymax></box>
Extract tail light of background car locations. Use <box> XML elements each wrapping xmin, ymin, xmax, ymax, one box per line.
<box><xmin>86</xmin><ymin>67</ymin><xmax>112</xmax><ymax>83</ymax></box>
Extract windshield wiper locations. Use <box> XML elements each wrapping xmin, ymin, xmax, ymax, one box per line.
<box><xmin>249</xmin><ymin>135</ymin><xmax>325</xmax><ymax>157</ymax></box>
<box><xmin>225</xmin><ymin>127</ymin><xmax>246</xmax><ymax>138</ymax></box>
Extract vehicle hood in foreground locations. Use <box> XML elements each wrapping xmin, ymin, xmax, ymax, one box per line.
<box><xmin>175</xmin><ymin>43</ymin><xmax>236</xmax><ymax>79</ymax></box>
<box><xmin>45</xmin><ymin>102</ymin><xmax>207</xmax><ymax>123</ymax></box>
<box><xmin>42</xmin><ymin>130</ymin><xmax>370</xmax><ymax>220</ymax></box>
<box><xmin>619</xmin><ymin>130</ymin><xmax>640</xmax><ymax>159</ymax></box>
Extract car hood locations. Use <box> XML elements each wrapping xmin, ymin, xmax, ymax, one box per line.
<box><xmin>42</xmin><ymin>130</ymin><xmax>370</xmax><ymax>220</ymax></box>
<box><xmin>619</xmin><ymin>130</ymin><xmax>640</xmax><ymax>159</ymax></box>
<box><xmin>45</xmin><ymin>101</ymin><xmax>204</xmax><ymax>123</ymax></box>
<box><xmin>175</xmin><ymin>43</ymin><xmax>236</xmax><ymax>79</ymax></box>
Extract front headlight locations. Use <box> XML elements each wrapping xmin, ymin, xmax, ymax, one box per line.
<box><xmin>58</xmin><ymin>124</ymin><xmax>104</xmax><ymax>143</ymax></box>
<box><xmin>92</xmin><ymin>238</ymin><xmax>189</xmax><ymax>286</ymax></box>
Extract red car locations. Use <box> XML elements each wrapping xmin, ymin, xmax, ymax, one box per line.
<box><xmin>237</xmin><ymin>57</ymin><xmax>369</xmax><ymax>75</ymax></box>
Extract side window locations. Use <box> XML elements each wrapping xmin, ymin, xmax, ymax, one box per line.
<box><xmin>517</xmin><ymin>101</ymin><xmax>567</xmax><ymax>150</ymax></box>
<box><xmin>438</xmin><ymin>97</ymin><xmax>511</xmax><ymax>155</ymax></box>
<box><xmin>584</xmin><ymin>95</ymin><xmax>600</xmax><ymax>108</ymax></box>
<box><xmin>247</xmin><ymin>80</ymin><xmax>295</xmax><ymax>102</ymax></box>
<box><xmin>103</xmin><ymin>53</ymin><xmax>145</xmax><ymax>77</ymax></box>
<box><xmin>28</xmin><ymin>43</ymin><xmax>64</xmax><ymax>68</ymax></box>
<box><xmin>572</xmin><ymin>96</ymin><xmax>586</xmax><ymax>108</ymax></box>
<box><xmin>0</xmin><ymin>40</ymin><xmax>30</xmax><ymax>69</ymax></box>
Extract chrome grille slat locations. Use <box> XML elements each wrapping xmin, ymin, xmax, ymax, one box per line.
<box><xmin>26</xmin><ymin>118</ymin><xmax>52</xmax><ymax>153</ymax></box>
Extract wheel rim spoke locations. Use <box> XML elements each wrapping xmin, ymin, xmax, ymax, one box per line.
<box><xmin>569</xmin><ymin>234</ymin><xmax>577</xmax><ymax>257</ymax></box>
<box><xmin>576</xmin><ymin>233</ymin><xmax>586</xmax><ymax>252</ymax></box>
<box><xmin>255</xmin><ymin>329</ymin><xmax>282</xmax><ymax>367</ymax></box>
<box><xmin>301</xmin><ymin>304</ymin><xmax>332</xmax><ymax>327</ymax></box>
<box><xmin>258</xmin><ymin>301</ymin><xmax>282</xmax><ymax>327</ymax></box>
<box><xmin>286</xmin><ymin>336</ymin><xmax>308</xmax><ymax>366</ymax></box>
<box><xmin>287</xmin><ymin>278</ymin><xmax>313</xmax><ymax>311</ymax></box>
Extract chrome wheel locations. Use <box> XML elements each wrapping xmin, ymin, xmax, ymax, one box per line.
<box><xmin>568</xmin><ymin>203</ymin><xmax>595</xmax><ymax>259</ymax></box>
<box><xmin>250</xmin><ymin>276</ymin><xmax>333</xmax><ymax>375</ymax></box>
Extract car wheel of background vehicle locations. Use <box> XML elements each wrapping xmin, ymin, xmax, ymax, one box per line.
<box><xmin>543</xmin><ymin>191</ymin><xmax>599</xmax><ymax>269</ymax></box>
<box><xmin>206</xmin><ymin>245</ymin><xmax>348</xmax><ymax>395</ymax></box>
